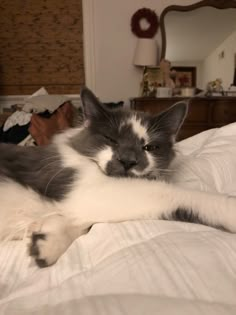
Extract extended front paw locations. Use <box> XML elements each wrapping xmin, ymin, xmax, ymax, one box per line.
<box><xmin>28</xmin><ymin>215</ymin><xmax>74</xmax><ymax>268</ymax></box>
<box><xmin>29</xmin><ymin>230</ymin><xmax>73</xmax><ymax>267</ymax></box>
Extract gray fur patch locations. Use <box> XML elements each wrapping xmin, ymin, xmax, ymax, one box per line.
<box><xmin>0</xmin><ymin>143</ymin><xmax>77</xmax><ymax>201</ymax></box>
<box><xmin>161</xmin><ymin>207</ymin><xmax>203</xmax><ymax>224</ymax></box>
<box><xmin>161</xmin><ymin>207</ymin><xmax>228</xmax><ymax>231</ymax></box>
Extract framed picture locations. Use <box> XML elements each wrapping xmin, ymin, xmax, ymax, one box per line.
<box><xmin>141</xmin><ymin>66</ymin><xmax>162</xmax><ymax>96</ymax></box>
<box><xmin>171</xmin><ymin>66</ymin><xmax>196</xmax><ymax>88</ymax></box>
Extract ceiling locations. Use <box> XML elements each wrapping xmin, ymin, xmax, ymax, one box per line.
<box><xmin>165</xmin><ymin>7</ymin><xmax>236</xmax><ymax>62</ymax></box>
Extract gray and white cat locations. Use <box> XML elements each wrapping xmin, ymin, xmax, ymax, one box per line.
<box><xmin>0</xmin><ymin>87</ymin><xmax>235</xmax><ymax>268</ymax></box>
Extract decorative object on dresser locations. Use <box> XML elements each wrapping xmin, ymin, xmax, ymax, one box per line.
<box><xmin>130</xmin><ymin>96</ymin><xmax>236</xmax><ymax>140</ymax></box>
<box><xmin>141</xmin><ymin>66</ymin><xmax>162</xmax><ymax>97</ymax></box>
<box><xmin>171</xmin><ymin>67</ymin><xmax>196</xmax><ymax>89</ymax></box>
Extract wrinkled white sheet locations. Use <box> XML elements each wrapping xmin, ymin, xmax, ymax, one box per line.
<box><xmin>1</xmin><ymin>123</ymin><xmax>236</xmax><ymax>315</ymax></box>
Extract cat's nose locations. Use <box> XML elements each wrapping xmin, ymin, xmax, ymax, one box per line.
<box><xmin>119</xmin><ymin>158</ymin><xmax>137</xmax><ymax>171</ymax></box>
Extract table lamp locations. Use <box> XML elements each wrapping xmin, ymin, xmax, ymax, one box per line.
<box><xmin>133</xmin><ymin>38</ymin><xmax>158</xmax><ymax>96</ymax></box>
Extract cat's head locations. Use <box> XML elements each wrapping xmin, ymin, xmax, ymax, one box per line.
<box><xmin>71</xmin><ymin>87</ymin><xmax>188</xmax><ymax>179</ymax></box>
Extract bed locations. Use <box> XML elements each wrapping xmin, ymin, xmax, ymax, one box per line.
<box><xmin>0</xmin><ymin>122</ymin><xmax>236</xmax><ymax>315</ymax></box>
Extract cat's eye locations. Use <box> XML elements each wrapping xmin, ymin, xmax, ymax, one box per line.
<box><xmin>143</xmin><ymin>144</ymin><xmax>159</xmax><ymax>151</ymax></box>
<box><xmin>104</xmin><ymin>135</ymin><xmax>118</xmax><ymax>145</ymax></box>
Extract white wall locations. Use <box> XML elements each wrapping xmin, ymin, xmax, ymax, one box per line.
<box><xmin>202</xmin><ymin>30</ymin><xmax>236</xmax><ymax>90</ymax></box>
<box><xmin>83</xmin><ymin>0</ymin><xmax>200</xmax><ymax>104</ymax></box>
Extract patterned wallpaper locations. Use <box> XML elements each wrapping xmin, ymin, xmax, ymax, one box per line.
<box><xmin>0</xmin><ymin>0</ymin><xmax>84</xmax><ymax>95</ymax></box>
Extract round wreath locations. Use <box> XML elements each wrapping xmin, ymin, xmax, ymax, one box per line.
<box><xmin>131</xmin><ymin>8</ymin><xmax>159</xmax><ymax>38</ymax></box>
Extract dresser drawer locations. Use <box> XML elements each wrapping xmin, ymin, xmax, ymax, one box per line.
<box><xmin>212</xmin><ymin>102</ymin><xmax>236</xmax><ymax>123</ymax></box>
<box><xmin>130</xmin><ymin>97</ymin><xmax>236</xmax><ymax>140</ymax></box>
<box><xmin>132</xmin><ymin>100</ymin><xmax>173</xmax><ymax>114</ymax></box>
<box><xmin>185</xmin><ymin>102</ymin><xmax>208</xmax><ymax>123</ymax></box>
<box><xmin>132</xmin><ymin>99</ymin><xmax>209</xmax><ymax>123</ymax></box>
<box><xmin>178</xmin><ymin>124</ymin><xmax>209</xmax><ymax>140</ymax></box>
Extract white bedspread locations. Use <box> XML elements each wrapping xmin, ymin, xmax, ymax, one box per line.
<box><xmin>1</xmin><ymin>123</ymin><xmax>236</xmax><ymax>315</ymax></box>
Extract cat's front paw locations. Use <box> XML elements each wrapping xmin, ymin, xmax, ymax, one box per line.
<box><xmin>28</xmin><ymin>215</ymin><xmax>74</xmax><ymax>268</ymax></box>
<box><xmin>29</xmin><ymin>230</ymin><xmax>72</xmax><ymax>267</ymax></box>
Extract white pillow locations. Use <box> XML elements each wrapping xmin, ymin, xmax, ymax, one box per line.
<box><xmin>171</xmin><ymin>123</ymin><xmax>236</xmax><ymax>196</ymax></box>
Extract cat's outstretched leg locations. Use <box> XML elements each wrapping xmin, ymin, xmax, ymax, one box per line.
<box><xmin>29</xmin><ymin>214</ymin><xmax>88</xmax><ymax>267</ymax></box>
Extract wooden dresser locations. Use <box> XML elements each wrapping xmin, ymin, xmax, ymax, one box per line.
<box><xmin>130</xmin><ymin>96</ymin><xmax>236</xmax><ymax>140</ymax></box>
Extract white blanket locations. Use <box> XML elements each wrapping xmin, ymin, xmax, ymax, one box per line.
<box><xmin>1</xmin><ymin>124</ymin><xmax>236</xmax><ymax>315</ymax></box>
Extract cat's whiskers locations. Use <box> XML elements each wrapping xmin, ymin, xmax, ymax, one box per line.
<box><xmin>157</xmin><ymin>168</ymin><xmax>175</xmax><ymax>172</ymax></box>
<box><xmin>44</xmin><ymin>168</ymin><xmax>68</xmax><ymax>196</ymax></box>
<box><xmin>174</xmin><ymin>160</ymin><xmax>203</xmax><ymax>178</ymax></box>
<box><xmin>170</xmin><ymin>152</ymin><xmax>208</xmax><ymax>180</ymax></box>
<box><xmin>39</xmin><ymin>160</ymin><xmax>62</xmax><ymax>172</ymax></box>
<box><xmin>39</xmin><ymin>155</ymin><xmax>62</xmax><ymax>163</ymax></box>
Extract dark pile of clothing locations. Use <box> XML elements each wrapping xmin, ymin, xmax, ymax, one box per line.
<box><xmin>0</xmin><ymin>93</ymin><xmax>124</xmax><ymax>146</ymax></box>
<box><xmin>0</xmin><ymin>94</ymin><xmax>74</xmax><ymax>146</ymax></box>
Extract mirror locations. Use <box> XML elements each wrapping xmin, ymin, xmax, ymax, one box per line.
<box><xmin>160</xmin><ymin>0</ymin><xmax>236</xmax><ymax>91</ymax></box>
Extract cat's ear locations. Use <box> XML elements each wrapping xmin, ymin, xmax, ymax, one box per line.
<box><xmin>151</xmin><ymin>101</ymin><xmax>188</xmax><ymax>137</ymax></box>
<box><xmin>80</xmin><ymin>87</ymin><xmax>107</xmax><ymax>122</ymax></box>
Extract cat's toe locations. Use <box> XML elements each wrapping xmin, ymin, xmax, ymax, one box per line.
<box><xmin>35</xmin><ymin>258</ymin><xmax>48</xmax><ymax>268</ymax></box>
<box><xmin>29</xmin><ymin>233</ymin><xmax>50</xmax><ymax>268</ymax></box>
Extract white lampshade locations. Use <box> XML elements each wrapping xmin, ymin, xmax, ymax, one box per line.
<box><xmin>133</xmin><ymin>38</ymin><xmax>158</xmax><ymax>66</ymax></box>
